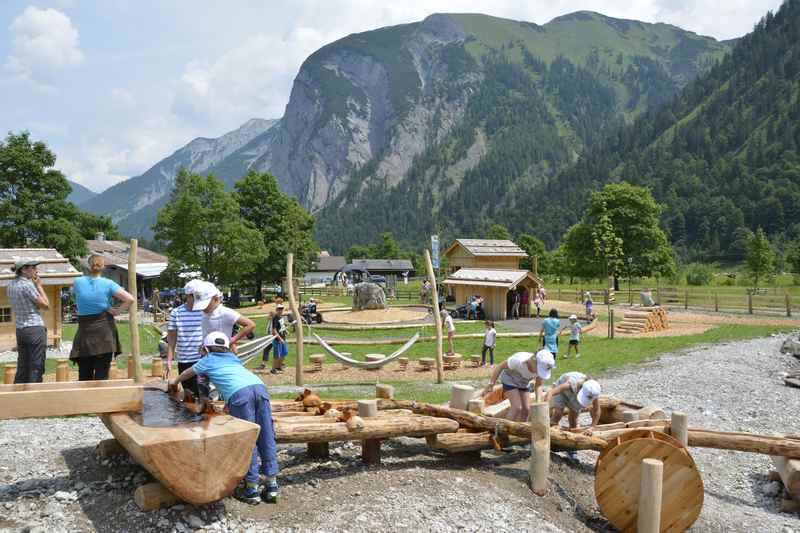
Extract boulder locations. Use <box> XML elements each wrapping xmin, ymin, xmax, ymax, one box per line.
<box><xmin>352</xmin><ymin>282</ymin><xmax>387</xmax><ymax>310</ymax></box>
<box><xmin>781</xmin><ymin>336</ymin><xmax>800</xmax><ymax>357</ymax></box>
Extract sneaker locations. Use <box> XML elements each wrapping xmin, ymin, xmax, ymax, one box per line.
<box><xmin>270</xmin><ymin>369</ymin><xmax>280</xmax><ymax>375</ymax></box>
<box><xmin>575</xmin><ymin>353</ymin><xmax>581</xmax><ymax>358</ymax></box>
<box><xmin>256</xmin><ymin>363</ymin><xmax>267</xmax><ymax>371</ymax></box>
<box><xmin>262</xmin><ymin>481</ymin><xmax>279</xmax><ymax>504</ymax></box>
<box><xmin>234</xmin><ymin>484</ymin><xmax>261</xmax><ymax>505</ymax></box>
<box><xmin>566</xmin><ymin>451</ymin><xmax>578</xmax><ymax>461</ymax></box>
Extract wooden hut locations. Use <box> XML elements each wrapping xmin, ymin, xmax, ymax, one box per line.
<box><xmin>443</xmin><ymin>269</ymin><xmax>541</xmax><ymax>321</ymax></box>
<box><xmin>442</xmin><ymin>239</ymin><xmax>528</xmax><ymax>275</ymax></box>
<box><xmin>0</xmin><ymin>249</ymin><xmax>80</xmax><ymax>350</ymax></box>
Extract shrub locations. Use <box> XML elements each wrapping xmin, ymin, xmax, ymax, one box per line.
<box><xmin>684</xmin><ymin>263</ymin><xmax>714</xmax><ymax>286</ymax></box>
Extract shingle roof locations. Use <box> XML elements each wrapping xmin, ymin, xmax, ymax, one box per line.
<box><xmin>445</xmin><ymin>239</ymin><xmax>527</xmax><ymax>257</ymax></box>
<box><xmin>314</xmin><ymin>255</ymin><xmax>346</xmax><ymax>272</ymax></box>
<box><xmin>351</xmin><ymin>259</ymin><xmax>414</xmax><ymax>272</ymax></box>
<box><xmin>443</xmin><ymin>268</ymin><xmax>541</xmax><ymax>289</ymax></box>
<box><xmin>0</xmin><ymin>248</ymin><xmax>80</xmax><ymax>285</ymax></box>
<box><xmin>84</xmin><ymin>240</ymin><xmax>167</xmax><ymax>266</ymax></box>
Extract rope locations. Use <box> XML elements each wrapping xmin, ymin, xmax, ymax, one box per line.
<box><xmin>313</xmin><ymin>332</ymin><xmax>420</xmax><ymax>369</ymax></box>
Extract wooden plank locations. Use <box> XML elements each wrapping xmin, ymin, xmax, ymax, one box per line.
<box><xmin>0</xmin><ymin>379</ymin><xmax>135</xmax><ymax>393</ymax></box>
<box><xmin>0</xmin><ymin>386</ymin><xmax>143</xmax><ymax>419</ymax></box>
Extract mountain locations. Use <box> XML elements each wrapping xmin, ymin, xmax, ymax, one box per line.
<box><xmin>517</xmin><ymin>0</ymin><xmax>800</xmax><ymax>261</ymax></box>
<box><xmin>66</xmin><ymin>180</ymin><xmax>96</xmax><ymax>205</ymax></box>
<box><xmin>84</xmin><ymin>12</ymin><xmax>729</xmax><ymax>244</ymax></box>
<box><xmin>81</xmin><ymin>118</ymin><xmax>277</xmax><ymax>237</ymax></box>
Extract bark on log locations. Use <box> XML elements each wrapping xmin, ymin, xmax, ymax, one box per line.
<box><xmin>383</xmin><ymin>400</ymin><xmax>607</xmax><ymax>451</ymax></box>
<box><xmin>273</xmin><ymin>415</ymin><xmax>459</xmax><ymax>444</ymax></box>
<box><xmin>687</xmin><ymin>428</ymin><xmax>800</xmax><ymax>458</ymax></box>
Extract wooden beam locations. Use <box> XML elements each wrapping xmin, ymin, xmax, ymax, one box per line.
<box><xmin>424</xmin><ymin>250</ymin><xmax>444</xmax><ymax>384</ymax></box>
<box><xmin>128</xmin><ymin>239</ymin><xmax>143</xmax><ymax>383</ymax></box>
<box><xmin>0</xmin><ymin>385</ymin><xmax>143</xmax><ymax>419</ymax></box>
<box><xmin>273</xmin><ymin>415</ymin><xmax>458</xmax><ymax>444</ymax></box>
<box><xmin>0</xmin><ymin>379</ymin><xmax>135</xmax><ymax>392</ymax></box>
<box><xmin>286</xmin><ymin>253</ymin><xmax>304</xmax><ymax>386</ymax></box>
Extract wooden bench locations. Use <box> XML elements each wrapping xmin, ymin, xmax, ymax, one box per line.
<box><xmin>443</xmin><ymin>354</ymin><xmax>462</xmax><ymax>370</ymax></box>
<box><xmin>309</xmin><ymin>354</ymin><xmax>325</xmax><ymax>372</ymax></box>
<box><xmin>397</xmin><ymin>357</ymin><xmax>409</xmax><ymax>371</ymax></box>
<box><xmin>418</xmin><ymin>358</ymin><xmax>435</xmax><ymax>371</ymax></box>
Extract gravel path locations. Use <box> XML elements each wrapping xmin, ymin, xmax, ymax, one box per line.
<box><xmin>1</xmin><ymin>333</ymin><xmax>800</xmax><ymax>532</ymax></box>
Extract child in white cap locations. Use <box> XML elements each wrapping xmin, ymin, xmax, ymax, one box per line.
<box><xmin>545</xmin><ymin>371</ymin><xmax>602</xmax><ymax>460</ymax></box>
<box><xmin>484</xmin><ymin>349</ymin><xmax>555</xmax><ymax>422</ymax></box>
<box><xmin>560</xmin><ymin>314</ymin><xmax>582</xmax><ymax>358</ymax></box>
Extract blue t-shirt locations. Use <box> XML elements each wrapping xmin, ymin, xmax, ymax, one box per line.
<box><xmin>72</xmin><ymin>276</ymin><xmax>122</xmax><ymax>316</ymax></box>
<box><xmin>542</xmin><ymin>317</ymin><xmax>561</xmax><ymax>353</ymax></box>
<box><xmin>191</xmin><ymin>351</ymin><xmax>264</xmax><ymax>403</ymax></box>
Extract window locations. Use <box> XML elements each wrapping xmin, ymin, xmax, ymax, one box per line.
<box><xmin>0</xmin><ymin>307</ymin><xmax>10</xmax><ymax>323</ymax></box>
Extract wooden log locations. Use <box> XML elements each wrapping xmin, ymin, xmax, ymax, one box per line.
<box><xmin>671</xmin><ymin>411</ymin><xmax>688</xmax><ymax>447</ymax></box>
<box><xmin>273</xmin><ymin>414</ymin><xmax>458</xmax><ymax>444</ymax></box>
<box><xmin>467</xmin><ymin>399</ymin><xmax>484</xmax><ymax>414</ymax></box>
<box><xmin>375</xmin><ymin>384</ymin><xmax>395</xmax><ymax>399</ymax></box>
<box><xmin>529</xmin><ymin>402</ymin><xmax>549</xmax><ymax>496</ymax></box>
<box><xmin>55</xmin><ymin>359</ymin><xmax>69</xmax><ymax>382</ymax></box>
<box><xmin>397</xmin><ymin>357</ymin><xmax>409</xmax><ymax>371</ymax></box>
<box><xmin>430</xmin><ymin>431</ymin><xmax>527</xmax><ymax>453</ymax></box>
<box><xmin>134</xmin><ymin>481</ymin><xmax>181</xmax><ymax>511</ymax></box>
<box><xmin>286</xmin><ymin>253</ymin><xmax>304</xmax><ymax>386</ymax></box>
<box><xmin>637</xmin><ymin>459</ymin><xmax>663</xmax><ymax>533</ymax></box>
<box><xmin>364</xmin><ymin>354</ymin><xmax>385</xmax><ymax>370</ymax></box>
<box><xmin>0</xmin><ymin>385</ymin><xmax>143</xmax><ymax>420</ymax></box>
<box><xmin>383</xmin><ymin>400</ymin><xmax>606</xmax><ymax>451</ymax></box>
<box><xmin>96</xmin><ymin>438</ymin><xmax>128</xmax><ymax>458</ymax></box>
<box><xmin>423</xmin><ymin>250</ymin><xmax>444</xmax><ymax>384</ymax></box>
<box><xmin>637</xmin><ymin>405</ymin><xmax>667</xmax><ymax>420</ymax></box>
<box><xmin>773</xmin><ymin>456</ymin><xmax>800</xmax><ymax>497</ymax></box>
<box><xmin>450</xmin><ymin>384</ymin><xmax>474</xmax><ymax>411</ymax></box>
<box><xmin>310</xmin><ymin>354</ymin><xmax>324</xmax><ymax>372</ymax></box>
<box><xmin>150</xmin><ymin>358</ymin><xmax>163</xmax><ymax>378</ymax></box>
<box><xmin>358</xmin><ymin>399</ymin><xmax>378</xmax><ymax>418</ymax></box>
<box><xmin>4</xmin><ymin>363</ymin><xmax>16</xmax><ymax>384</ymax></box>
<box><xmin>358</xmin><ymin>399</ymin><xmax>380</xmax><ymax>464</ymax></box>
<box><xmin>688</xmin><ymin>429</ymin><xmax>800</xmax><ymax>458</ymax></box>
<box><xmin>127</xmin><ymin>356</ymin><xmax>135</xmax><ymax>381</ymax></box>
<box><xmin>275</xmin><ymin>410</ymin><xmax>414</xmax><ymax>425</ymax></box>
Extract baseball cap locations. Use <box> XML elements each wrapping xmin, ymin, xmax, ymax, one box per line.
<box><xmin>192</xmin><ymin>281</ymin><xmax>219</xmax><ymax>311</ymax></box>
<box><xmin>203</xmin><ymin>331</ymin><xmax>230</xmax><ymax>349</ymax></box>
<box><xmin>14</xmin><ymin>259</ymin><xmax>41</xmax><ymax>271</ymax></box>
<box><xmin>569</xmin><ymin>314</ymin><xmax>578</xmax><ymax>321</ymax></box>
<box><xmin>184</xmin><ymin>279</ymin><xmax>202</xmax><ymax>295</ymax></box>
<box><xmin>577</xmin><ymin>379</ymin><xmax>601</xmax><ymax>407</ymax></box>
<box><xmin>535</xmin><ymin>349</ymin><xmax>555</xmax><ymax>380</ymax></box>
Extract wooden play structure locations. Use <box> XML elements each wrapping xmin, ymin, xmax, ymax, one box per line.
<box><xmin>0</xmin><ymin>248</ymin><xmax>80</xmax><ymax>350</ymax></box>
<box><xmin>616</xmin><ymin>306</ymin><xmax>670</xmax><ymax>334</ymax></box>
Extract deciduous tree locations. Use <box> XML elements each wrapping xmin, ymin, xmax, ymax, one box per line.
<box><xmin>744</xmin><ymin>228</ymin><xmax>775</xmax><ymax>286</ymax></box>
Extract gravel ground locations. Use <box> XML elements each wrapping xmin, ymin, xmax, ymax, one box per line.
<box><xmin>1</xmin><ymin>333</ymin><xmax>799</xmax><ymax>532</ymax></box>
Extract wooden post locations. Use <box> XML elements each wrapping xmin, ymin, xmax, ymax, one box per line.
<box><xmin>128</xmin><ymin>239</ymin><xmax>143</xmax><ymax>383</ymax></box>
<box><xmin>714</xmin><ymin>292</ymin><xmax>719</xmax><ymax>312</ymax></box>
<box><xmin>609</xmin><ymin>308</ymin><xmax>615</xmax><ymax>339</ymax></box>
<box><xmin>684</xmin><ymin>289</ymin><xmax>689</xmax><ymax>310</ymax></box>
<box><xmin>127</xmin><ymin>356</ymin><xmax>135</xmax><ymax>380</ymax></box>
<box><xmin>55</xmin><ymin>358</ymin><xmax>69</xmax><ymax>382</ymax></box>
<box><xmin>450</xmin><ymin>384</ymin><xmax>474</xmax><ymax>411</ymax></box>
<box><xmin>424</xmin><ymin>250</ymin><xmax>444</xmax><ymax>384</ymax></box>
<box><xmin>747</xmin><ymin>292</ymin><xmax>753</xmax><ymax>314</ymax></box>
<box><xmin>671</xmin><ymin>411</ymin><xmax>688</xmax><ymax>447</ymax></box>
<box><xmin>557</xmin><ymin>287</ymin><xmax>561</xmax><ymax>301</ymax></box>
<box><xmin>286</xmin><ymin>253</ymin><xmax>304</xmax><ymax>386</ymax></box>
<box><xmin>637</xmin><ymin>458</ymin><xmax>663</xmax><ymax>533</ymax></box>
<box><xmin>359</xmin><ymin>400</ymin><xmax>380</xmax><ymax>464</ymax></box>
<box><xmin>532</xmin><ymin>255</ymin><xmax>539</xmax><ymax>277</ymax></box>
<box><xmin>151</xmin><ymin>358</ymin><xmax>163</xmax><ymax>378</ymax></box>
<box><xmin>787</xmin><ymin>293</ymin><xmax>792</xmax><ymax>317</ymax></box>
<box><xmin>375</xmin><ymin>384</ymin><xmax>394</xmax><ymax>399</ymax></box>
<box><xmin>529</xmin><ymin>402</ymin><xmax>550</xmax><ymax>496</ymax></box>
<box><xmin>3</xmin><ymin>364</ymin><xmax>16</xmax><ymax>384</ymax></box>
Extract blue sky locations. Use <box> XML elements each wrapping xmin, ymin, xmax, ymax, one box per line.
<box><xmin>0</xmin><ymin>0</ymin><xmax>783</xmax><ymax>193</ymax></box>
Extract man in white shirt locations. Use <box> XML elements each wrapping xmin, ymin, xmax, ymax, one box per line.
<box><xmin>192</xmin><ymin>281</ymin><xmax>255</xmax><ymax>353</ymax></box>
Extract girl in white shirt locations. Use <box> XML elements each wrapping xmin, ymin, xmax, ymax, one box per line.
<box><xmin>482</xmin><ymin>321</ymin><xmax>496</xmax><ymax>366</ymax></box>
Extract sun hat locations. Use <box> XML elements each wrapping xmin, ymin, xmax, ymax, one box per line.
<box><xmin>569</xmin><ymin>314</ymin><xmax>578</xmax><ymax>321</ymax></box>
<box><xmin>203</xmin><ymin>331</ymin><xmax>230</xmax><ymax>349</ymax></box>
<box><xmin>535</xmin><ymin>349</ymin><xmax>555</xmax><ymax>380</ymax></box>
<box><xmin>13</xmin><ymin>259</ymin><xmax>41</xmax><ymax>272</ymax></box>
<box><xmin>184</xmin><ymin>279</ymin><xmax>203</xmax><ymax>295</ymax></box>
<box><xmin>192</xmin><ymin>281</ymin><xmax>219</xmax><ymax>311</ymax></box>
<box><xmin>276</xmin><ymin>303</ymin><xmax>285</xmax><ymax>309</ymax></box>
<box><xmin>577</xmin><ymin>379</ymin><xmax>601</xmax><ymax>407</ymax></box>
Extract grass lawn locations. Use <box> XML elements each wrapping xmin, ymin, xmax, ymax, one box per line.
<box><xmin>260</xmin><ymin>323</ymin><xmax>792</xmax><ymax>404</ymax></box>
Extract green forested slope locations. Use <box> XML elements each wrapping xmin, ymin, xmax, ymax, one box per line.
<box><xmin>315</xmin><ymin>12</ymin><xmax>729</xmax><ymax>253</ymax></box>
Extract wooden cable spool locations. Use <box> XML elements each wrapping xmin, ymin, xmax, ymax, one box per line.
<box><xmin>595</xmin><ymin>430</ymin><xmax>703</xmax><ymax>532</ymax></box>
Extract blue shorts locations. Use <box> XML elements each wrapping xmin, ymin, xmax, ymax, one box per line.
<box><xmin>502</xmin><ymin>383</ymin><xmax>532</xmax><ymax>392</ymax></box>
<box><xmin>273</xmin><ymin>340</ymin><xmax>288</xmax><ymax>358</ymax></box>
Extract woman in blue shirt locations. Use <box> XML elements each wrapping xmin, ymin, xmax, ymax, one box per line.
<box><xmin>69</xmin><ymin>254</ymin><xmax>135</xmax><ymax>380</ymax></box>
<box><xmin>538</xmin><ymin>308</ymin><xmax>561</xmax><ymax>357</ymax></box>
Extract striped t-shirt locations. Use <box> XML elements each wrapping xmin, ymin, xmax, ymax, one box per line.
<box><xmin>167</xmin><ymin>304</ymin><xmax>203</xmax><ymax>363</ymax></box>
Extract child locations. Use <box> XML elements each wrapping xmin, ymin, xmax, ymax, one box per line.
<box><xmin>533</xmin><ymin>294</ymin><xmax>543</xmax><ymax>318</ymax></box>
<box><xmin>482</xmin><ymin>321</ymin><xmax>496</xmax><ymax>366</ymax></box>
<box><xmin>169</xmin><ymin>332</ymin><xmax>279</xmax><ymax>505</ymax></box>
<box><xmin>584</xmin><ymin>291</ymin><xmax>594</xmax><ymax>318</ymax></box>
<box><xmin>561</xmin><ymin>314</ymin><xmax>582</xmax><ymax>358</ymax></box>
<box><xmin>442</xmin><ymin>309</ymin><xmax>456</xmax><ymax>356</ymax></box>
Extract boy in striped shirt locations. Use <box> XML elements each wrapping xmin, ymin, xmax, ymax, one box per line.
<box><xmin>165</xmin><ymin>280</ymin><xmax>205</xmax><ymax>398</ymax></box>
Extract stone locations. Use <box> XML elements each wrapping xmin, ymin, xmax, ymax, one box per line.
<box><xmin>761</xmin><ymin>480</ymin><xmax>782</xmax><ymax>497</ymax></box>
<box><xmin>352</xmin><ymin>282</ymin><xmax>387</xmax><ymax>310</ymax></box>
<box><xmin>186</xmin><ymin>514</ymin><xmax>205</xmax><ymax>529</ymax></box>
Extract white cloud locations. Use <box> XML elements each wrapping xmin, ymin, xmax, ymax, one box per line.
<box><xmin>5</xmin><ymin>6</ymin><xmax>84</xmax><ymax>84</ymax></box>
